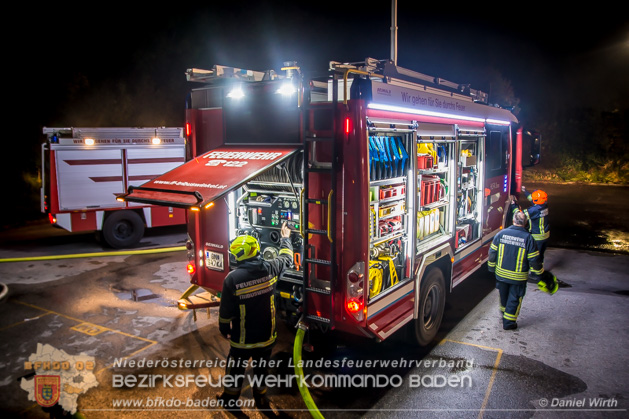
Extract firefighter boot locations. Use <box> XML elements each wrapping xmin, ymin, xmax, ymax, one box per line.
<box><xmin>216</xmin><ymin>391</ymin><xmax>246</xmax><ymax>418</ymax></box>
<box><xmin>254</xmin><ymin>388</ymin><xmax>274</xmax><ymax>416</ymax></box>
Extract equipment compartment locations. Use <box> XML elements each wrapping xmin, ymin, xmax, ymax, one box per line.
<box><xmin>416</xmin><ymin>140</ymin><xmax>454</xmax><ymax>247</ymax></box>
<box><xmin>367</xmin><ymin>131</ymin><xmax>411</xmax><ymax>300</ymax></box>
<box><xmin>455</xmin><ymin>138</ymin><xmax>482</xmax><ymax>249</ymax></box>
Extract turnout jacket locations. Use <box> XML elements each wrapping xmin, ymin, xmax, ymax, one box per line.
<box><xmin>218</xmin><ymin>238</ymin><xmax>293</xmax><ymax>349</ymax></box>
<box><xmin>488</xmin><ymin>225</ymin><xmax>544</xmax><ymax>284</ymax></box>
<box><xmin>524</xmin><ymin>194</ymin><xmax>550</xmax><ymax>241</ymax></box>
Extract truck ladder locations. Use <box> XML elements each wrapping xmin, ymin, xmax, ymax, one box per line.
<box><xmin>300</xmin><ymin>72</ymin><xmax>339</xmax><ymax>328</ymax></box>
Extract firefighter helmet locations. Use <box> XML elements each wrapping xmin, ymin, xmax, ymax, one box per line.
<box><xmin>531</xmin><ymin>190</ymin><xmax>547</xmax><ymax>205</ymax></box>
<box><xmin>229</xmin><ymin>235</ymin><xmax>260</xmax><ymax>261</ymax></box>
<box><xmin>537</xmin><ymin>272</ymin><xmax>559</xmax><ymax>295</ymax></box>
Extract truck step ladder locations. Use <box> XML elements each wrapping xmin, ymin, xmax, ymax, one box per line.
<box><xmin>300</xmin><ymin>72</ymin><xmax>339</xmax><ymax>328</ymax></box>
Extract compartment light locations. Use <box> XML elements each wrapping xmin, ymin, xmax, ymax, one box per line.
<box><xmin>367</xmin><ymin>103</ymin><xmax>485</xmax><ymax>123</ymax></box>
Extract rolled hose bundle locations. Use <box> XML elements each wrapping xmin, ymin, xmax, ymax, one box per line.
<box><xmin>293</xmin><ymin>325</ymin><xmax>324</xmax><ymax>419</ymax></box>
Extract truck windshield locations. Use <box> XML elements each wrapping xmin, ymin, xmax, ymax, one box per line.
<box><xmin>223</xmin><ymin>81</ymin><xmax>301</xmax><ymax>145</ymax></box>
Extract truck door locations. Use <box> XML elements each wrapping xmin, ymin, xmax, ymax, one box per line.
<box><xmin>121</xmin><ymin>145</ymin><xmax>302</xmax><ymax>292</ymax></box>
<box><xmin>483</xmin><ymin>125</ymin><xmax>511</xmax><ymax>237</ymax></box>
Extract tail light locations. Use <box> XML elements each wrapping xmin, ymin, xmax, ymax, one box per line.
<box><xmin>346</xmin><ymin>261</ymin><xmax>365</xmax><ymax>321</ymax></box>
<box><xmin>186</xmin><ymin>263</ymin><xmax>196</xmax><ymax>275</ymax></box>
<box><xmin>185</xmin><ymin>122</ymin><xmax>192</xmax><ymax>137</ymax></box>
<box><xmin>185</xmin><ymin>234</ymin><xmax>196</xmax><ymax>275</ymax></box>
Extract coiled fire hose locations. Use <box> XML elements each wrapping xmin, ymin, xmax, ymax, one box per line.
<box><xmin>293</xmin><ymin>322</ymin><xmax>324</xmax><ymax>419</ymax></box>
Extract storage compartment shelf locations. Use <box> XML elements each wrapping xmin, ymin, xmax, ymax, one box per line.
<box><xmin>418</xmin><ymin>199</ymin><xmax>448</xmax><ymax>210</ymax></box>
<box><xmin>371</xmin><ymin>231</ymin><xmax>405</xmax><ymax>246</ymax></box>
<box><xmin>370</xmin><ymin>176</ymin><xmax>406</xmax><ymax>187</ymax></box>
<box><xmin>371</xmin><ymin>195</ymin><xmax>406</xmax><ymax>205</ymax></box>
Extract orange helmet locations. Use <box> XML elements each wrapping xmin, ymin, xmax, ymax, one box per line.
<box><xmin>531</xmin><ymin>190</ymin><xmax>547</xmax><ymax>205</ymax></box>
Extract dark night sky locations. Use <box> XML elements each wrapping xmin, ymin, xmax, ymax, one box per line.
<box><xmin>2</xmin><ymin>1</ymin><xmax>627</xmax><ymax>222</ymax></box>
<box><xmin>13</xmin><ymin>3</ymin><xmax>629</xmax><ymax>126</ymax></box>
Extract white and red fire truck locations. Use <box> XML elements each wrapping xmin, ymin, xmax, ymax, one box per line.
<box><xmin>41</xmin><ymin>127</ymin><xmax>187</xmax><ymax>248</ymax></box>
<box><xmin>122</xmin><ymin>59</ymin><xmax>540</xmax><ymax>345</ymax></box>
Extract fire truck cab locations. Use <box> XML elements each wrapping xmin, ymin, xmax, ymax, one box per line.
<box><xmin>122</xmin><ymin>59</ymin><xmax>540</xmax><ymax>345</ymax></box>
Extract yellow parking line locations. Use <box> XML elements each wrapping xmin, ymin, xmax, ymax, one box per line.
<box><xmin>13</xmin><ymin>300</ymin><xmax>158</xmax><ymax>376</ymax></box>
<box><xmin>0</xmin><ymin>312</ymin><xmax>52</xmax><ymax>332</ymax></box>
<box><xmin>13</xmin><ymin>300</ymin><xmax>162</xmax><ymax>417</ymax></box>
<box><xmin>71</xmin><ymin>322</ymin><xmax>109</xmax><ymax>336</ymax></box>
<box><xmin>15</xmin><ymin>300</ymin><xmax>156</xmax><ymax>343</ymax></box>
<box><xmin>441</xmin><ymin>338</ymin><xmax>503</xmax><ymax>419</ymax></box>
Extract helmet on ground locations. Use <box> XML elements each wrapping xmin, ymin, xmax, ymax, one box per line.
<box><xmin>537</xmin><ymin>272</ymin><xmax>558</xmax><ymax>295</ymax></box>
<box><xmin>531</xmin><ymin>190</ymin><xmax>547</xmax><ymax>205</ymax></box>
<box><xmin>229</xmin><ymin>235</ymin><xmax>260</xmax><ymax>261</ymax></box>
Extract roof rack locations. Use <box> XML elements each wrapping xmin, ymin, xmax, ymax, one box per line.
<box><xmin>330</xmin><ymin>58</ymin><xmax>489</xmax><ymax>104</ymax></box>
<box><xmin>186</xmin><ymin>64</ymin><xmax>286</xmax><ymax>83</ymax></box>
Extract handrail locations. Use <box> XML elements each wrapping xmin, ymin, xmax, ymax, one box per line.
<box><xmin>327</xmin><ymin>189</ymin><xmax>334</xmax><ymax>243</ymax></box>
<box><xmin>119</xmin><ymin>185</ymin><xmax>204</xmax><ymax>210</ymax></box>
<box><xmin>341</xmin><ymin>69</ymin><xmax>384</xmax><ymax>105</ymax></box>
<box><xmin>299</xmin><ymin>188</ymin><xmax>306</xmax><ymax>239</ymax></box>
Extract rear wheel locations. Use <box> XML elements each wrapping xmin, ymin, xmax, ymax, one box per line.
<box><xmin>102</xmin><ymin>210</ymin><xmax>145</xmax><ymax>248</ymax></box>
<box><xmin>412</xmin><ymin>267</ymin><xmax>446</xmax><ymax>346</ymax></box>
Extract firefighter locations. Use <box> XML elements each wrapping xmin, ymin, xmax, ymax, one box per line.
<box><xmin>488</xmin><ymin>211</ymin><xmax>544</xmax><ymax>330</ymax></box>
<box><xmin>217</xmin><ymin>222</ymin><xmax>293</xmax><ymax>414</ymax></box>
<box><xmin>520</xmin><ymin>186</ymin><xmax>550</xmax><ymax>262</ymax></box>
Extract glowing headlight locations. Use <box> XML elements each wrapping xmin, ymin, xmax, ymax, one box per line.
<box><xmin>227</xmin><ymin>87</ymin><xmax>244</xmax><ymax>99</ymax></box>
<box><xmin>276</xmin><ymin>82</ymin><xmax>296</xmax><ymax>96</ymax></box>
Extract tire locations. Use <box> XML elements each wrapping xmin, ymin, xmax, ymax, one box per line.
<box><xmin>102</xmin><ymin>210</ymin><xmax>145</xmax><ymax>248</ymax></box>
<box><xmin>412</xmin><ymin>267</ymin><xmax>446</xmax><ymax>346</ymax></box>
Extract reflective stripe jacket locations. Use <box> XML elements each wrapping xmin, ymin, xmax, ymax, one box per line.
<box><xmin>524</xmin><ymin>194</ymin><xmax>550</xmax><ymax>241</ymax></box>
<box><xmin>488</xmin><ymin>225</ymin><xmax>544</xmax><ymax>284</ymax></box>
<box><xmin>218</xmin><ymin>238</ymin><xmax>293</xmax><ymax>349</ymax></box>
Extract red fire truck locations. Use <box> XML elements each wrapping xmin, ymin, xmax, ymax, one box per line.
<box><xmin>41</xmin><ymin>127</ymin><xmax>187</xmax><ymax>248</ymax></box>
<box><xmin>122</xmin><ymin>59</ymin><xmax>540</xmax><ymax>345</ymax></box>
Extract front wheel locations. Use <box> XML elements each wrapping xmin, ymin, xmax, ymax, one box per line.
<box><xmin>102</xmin><ymin>210</ymin><xmax>145</xmax><ymax>248</ymax></box>
<box><xmin>412</xmin><ymin>267</ymin><xmax>446</xmax><ymax>346</ymax></box>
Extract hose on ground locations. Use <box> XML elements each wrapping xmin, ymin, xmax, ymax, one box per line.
<box><xmin>293</xmin><ymin>323</ymin><xmax>324</xmax><ymax>419</ymax></box>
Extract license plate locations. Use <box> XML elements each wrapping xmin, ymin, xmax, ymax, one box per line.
<box><xmin>205</xmin><ymin>250</ymin><xmax>224</xmax><ymax>271</ymax></box>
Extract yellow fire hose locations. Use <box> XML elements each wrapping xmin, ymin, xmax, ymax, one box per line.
<box><xmin>293</xmin><ymin>323</ymin><xmax>324</xmax><ymax>419</ymax></box>
<box><xmin>0</xmin><ymin>246</ymin><xmax>185</xmax><ymax>263</ymax></box>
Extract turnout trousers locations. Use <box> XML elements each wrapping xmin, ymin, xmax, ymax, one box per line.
<box><xmin>536</xmin><ymin>239</ymin><xmax>548</xmax><ymax>263</ymax></box>
<box><xmin>496</xmin><ymin>280</ymin><xmax>527</xmax><ymax>328</ymax></box>
<box><xmin>221</xmin><ymin>344</ymin><xmax>274</xmax><ymax>406</ymax></box>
